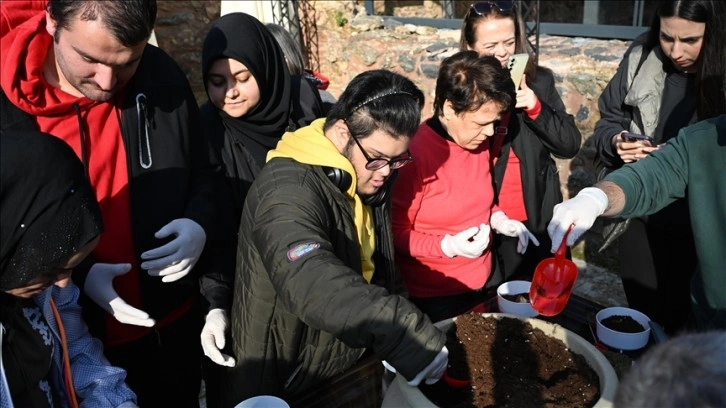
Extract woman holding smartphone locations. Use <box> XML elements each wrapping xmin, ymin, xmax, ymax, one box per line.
<box><xmin>594</xmin><ymin>0</ymin><xmax>726</xmax><ymax>333</ymax></box>
<box><xmin>459</xmin><ymin>0</ymin><xmax>581</xmax><ymax>287</ymax></box>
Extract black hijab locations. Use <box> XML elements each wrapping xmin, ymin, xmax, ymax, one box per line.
<box><xmin>1</xmin><ymin>130</ymin><xmax>102</xmax><ymax>405</ymax></box>
<box><xmin>201</xmin><ymin>12</ymin><xmax>291</xmax><ymax>167</ymax></box>
<box><xmin>0</xmin><ymin>130</ymin><xmax>102</xmax><ymax>291</ymax></box>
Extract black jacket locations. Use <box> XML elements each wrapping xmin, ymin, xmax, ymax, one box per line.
<box><xmin>492</xmin><ymin>68</ymin><xmax>581</xmax><ymax>259</ymax></box>
<box><xmin>594</xmin><ymin>43</ymin><xmax>695</xmax><ymax>231</ymax></box>
<box><xmin>222</xmin><ymin>157</ymin><xmax>444</xmax><ymax>404</ymax></box>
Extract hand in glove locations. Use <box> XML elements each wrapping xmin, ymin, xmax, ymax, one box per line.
<box><xmin>547</xmin><ymin>187</ymin><xmax>608</xmax><ymax>252</ymax></box>
<box><xmin>407</xmin><ymin>346</ymin><xmax>449</xmax><ymax>386</ymax></box>
<box><xmin>201</xmin><ymin>308</ymin><xmax>236</xmax><ymax>367</ymax></box>
<box><xmin>381</xmin><ymin>346</ymin><xmax>449</xmax><ymax>386</ymax></box>
<box><xmin>84</xmin><ymin>263</ymin><xmax>155</xmax><ymax>327</ymax></box>
<box><xmin>490</xmin><ymin>211</ymin><xmax>540</xmax><ymax>254</ymax></box>
<box><xmin>440</xmin><ymin>224</ymin><xmax>491</xmax><ymax>258</ymax></box>
<box><xmin>141</xmin><ymin>218</ymin><xmax>206</xmax><ymax>283</ymax></box>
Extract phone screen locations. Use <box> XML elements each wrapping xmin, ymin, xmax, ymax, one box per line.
<box><xmin>623</xmin><ymin>132</ymin><xmax>653</xmax><ymax>142</ymax></box>
<box><xmin>622</xmin><ymin>132</ymin><xmax>654</xmax><ymax>145</ymax></box>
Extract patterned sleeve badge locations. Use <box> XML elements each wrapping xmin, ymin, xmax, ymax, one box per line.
<box><xmin>287</xmin><ymin>241</ymin><xmax>321</xmax><ymax>262</ymax></box>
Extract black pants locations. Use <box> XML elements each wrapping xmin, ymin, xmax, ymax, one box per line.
<box><xmin>104</xmin><ymin>306</ymin><xmax>203</xmax><ymax>407</ymax></box>
<box><xmin>617</xmin><ymin>217</ymin><xmax>696</xmax><ymax>334</ymax></box>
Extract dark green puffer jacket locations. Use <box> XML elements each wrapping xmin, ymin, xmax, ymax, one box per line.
<box><xmin>222</xmin><ymin>157</ymin><xmax>445</xmax><ymax>405</ymax></box>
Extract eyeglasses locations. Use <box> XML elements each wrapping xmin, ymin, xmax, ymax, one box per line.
<box><xmin>348</xmin><ymin>131</ymin><xmax>413</xmax><ymax>170</ymax></box>
<box><xmin>469</xmin><ymin>0</ymin><xmax>515</xmax><ymax>16</ymax></box>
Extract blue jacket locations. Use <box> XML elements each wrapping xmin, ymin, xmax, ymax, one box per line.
<box><xmin>1</xmin><ymin>282</ymin><xmax>136</xmax><ymax>408</ymax></box>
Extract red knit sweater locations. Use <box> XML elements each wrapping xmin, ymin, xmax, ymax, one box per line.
<box><xmin>392</xmin><ymin>119</ymin><xmax>499</xmax><ymax>297</ymax></box>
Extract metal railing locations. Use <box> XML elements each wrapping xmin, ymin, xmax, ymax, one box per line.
<box><xmin>363</xmin><ymin>0</ymin><xmax>649</xmax><ymax>42</ymax></box>
<box><xmin>271</xmin><ymin>0</ymin><xmax>320</xmax><ymax>72</ymax></box>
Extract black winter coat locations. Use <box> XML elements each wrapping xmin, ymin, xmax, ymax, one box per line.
<box><xmin>222</xmin><ymin>157</ymin><xmax>444</xmax><ymax>404</ymax></box>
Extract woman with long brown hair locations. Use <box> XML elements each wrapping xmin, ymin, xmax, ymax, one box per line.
<box><xmin>460</xmin><ymin>1</ymin><xmax>581</xmax><ymax>288</ymax></box>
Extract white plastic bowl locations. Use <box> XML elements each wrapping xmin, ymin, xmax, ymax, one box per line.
<box><xmin>596</xmin><ymin>307</ymin><xmax>650</xmax><ymax>351</ymax></box>
<box><xmin>234</xmin><ymin>395</ymin><xmax>290</xmax><ymax>408</ymax></box>
<box><xmin>497</xmin><ymin>280</ymin><xmax>538</xmax><ymax>317</ymax></box>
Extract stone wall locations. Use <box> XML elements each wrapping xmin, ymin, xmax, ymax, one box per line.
<box><xmin>154</xmin><ymin>2</ymin><xmax>629</xmax><ymax>152</ymax></box>
<box><xmin>156</xmin><ymin>1</ymin><xmax>630</xmax><ymax>266</ymax></box>
<box><xmin>154</xmin><ymin>0</ymin><xmax>221</xmax><ymax>103</ymax></box>
<box><xmin>313</xmin><ymin>2</ymin><xmax>628</xmax><ymax>192</ymax></box>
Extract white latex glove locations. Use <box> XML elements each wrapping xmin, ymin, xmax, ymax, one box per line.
<box><xmin>83</xmin><ymin>263</ymin><xmax>155</xmax><ymax>327</ymax></box>
<box><xmin>407</xmin><ymin>346</ymin><xmax>449</xmax><ymax>386</ymax></box>
<box><xmin>117</xmin><ymin>402</ymin><xmax>139</xmax><ymax>408</ymax></box>
<box><xmin>490</xmin><ymin>211</ymin><xmax>540</xmax><ymax>254</ymax></box>
<box><xmin>547</xmin><ymin>187</ymin><xmax>608</xmax><ymax>252</ymax></box>
<box><xmin>382</xmin><ymin>360</ymin><xmax>397</xmax><ymax>373</ymax></box>
<box><xmin>140</xmin><ymin>218</ymin><xmax>206</xmax><ymax>283</ymax></box>
<box><xmin>440</xmin><ymin>224</ymin><xmax>490</xmax><ymax>258</ymax></box>
<box><xmin>381</xmin><ymin>345</ymin><xmax>449</xmax><ymax>386</ymax></box>
<box><xmin>201</xmin><ymin>308</ymin><xmax>236</xmax><ymax>367</ymax></box>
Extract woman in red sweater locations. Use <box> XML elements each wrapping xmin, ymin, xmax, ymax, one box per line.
<box><xmin>392</xmin><ymin>51</ymin><xmax>538</xmax><ymax>322</ymax></box>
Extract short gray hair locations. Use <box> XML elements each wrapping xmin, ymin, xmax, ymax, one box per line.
<box><xmin>614</xmin><ymin>331</ymin><xmax>726</xmax><ymax>408</ymax></box>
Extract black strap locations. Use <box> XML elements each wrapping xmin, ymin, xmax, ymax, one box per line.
<box><xmin>489</xmin><ymin>111</ymin><xmax>511</xmax><ymax>163</ymax></box>
<box><xmin>621</xmin><ymin>45</ymin><xmax>651</xmax><ymax>132</ymax></box>
<box><xmin>490</xmin><ymin>111</ymin><xmax>513</xmax><ymax>196</ymax></box>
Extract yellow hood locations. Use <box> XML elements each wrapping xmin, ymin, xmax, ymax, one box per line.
<box><xmin>267</xmin><ymin>119</ymin><xmax>375</xmax><ymax>283</ymax></box>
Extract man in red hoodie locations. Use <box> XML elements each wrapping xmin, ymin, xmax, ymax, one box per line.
<box><xmin>0</xmin><ymin>1</ymin><xmax>222</xmax><ymax>406</ymax></box>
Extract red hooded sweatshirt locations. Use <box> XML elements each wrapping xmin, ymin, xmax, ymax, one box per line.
<box><xmin>1</xmin><ymin>11</ymin><xmax>148</xmax><ymax>346</ymax></box>
<box><xmin>0</xmin><ymin>0</ymin><xmax>46</xmax><ymax>39</ymax></box>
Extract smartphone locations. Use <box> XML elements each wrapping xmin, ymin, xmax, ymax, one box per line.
<box><xmin>622</xmin><ymin>132</ymin><xmax>655</xmax><ymax>145</ymax></box>
<box><xmin>507</xmin><ymin>53</ymin><xmax>529</xmax><ymax>89</ymax></box>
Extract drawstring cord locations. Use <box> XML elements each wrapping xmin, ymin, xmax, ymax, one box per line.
<box><xmin>72</xmin><ymin>103</ymin><xmax>90</xmax><ymax>180</ymax></box>
<box><xmin>75</xmin><ymin>94</ymin><xmax>153</xmax><ymax>175</ymax></box>
<box><xmin>136</xmin><ymin>93</ymin><xmax>153</xmax><ymax>169</ymax></box>
<box><xmin>50</xmin><ymin>297</ymin><xmax>79</xmax><ymax>408</ymax></box>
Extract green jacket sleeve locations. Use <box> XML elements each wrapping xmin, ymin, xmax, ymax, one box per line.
<box><xmin>603</xmin><ymin>131</ymin><xmax>689</xmax><ymax>217</ymax></box>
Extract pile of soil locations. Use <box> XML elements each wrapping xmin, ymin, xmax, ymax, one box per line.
<box><xmin>601</xmin><ymin>315</ymin><xmax>645</xmax><ymax>333</ymax></box>
<box><xmin>421</xmin><ymin>314</ymin><xmax>601</xmax><ymax>408</ymax></box>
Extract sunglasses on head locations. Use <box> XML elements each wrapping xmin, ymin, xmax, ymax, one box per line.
<box><xmin>469</xmin><ymin>0</ymin><xmax>515</xmax><ymax>16</ymax></box>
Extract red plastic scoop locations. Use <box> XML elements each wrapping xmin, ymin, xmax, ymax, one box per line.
<box><xmin>529</xmin><ymin>225</ymin><xmax>578</xmax><ymax>316</ymax></box>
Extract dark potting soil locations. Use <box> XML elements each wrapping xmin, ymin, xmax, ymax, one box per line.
<box><xmin>501</xmin><ymin>293</ymin><xmax>530</xmax><ymax>303</ymax></box>
<box><xmin>601</xmin><ymin>315</ymin><xmax>645</xmax><ymax>333</ymax></box>
<box><xmin>420</xmin><ymin>314</ymin><xmax>600</xmax><ymax>408</ymax></box>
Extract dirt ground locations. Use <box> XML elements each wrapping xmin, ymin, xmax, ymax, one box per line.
<box><xmin>571</xmin><ymin>258</ymin><xmax>627</xmax><ymax>308</ymax></box>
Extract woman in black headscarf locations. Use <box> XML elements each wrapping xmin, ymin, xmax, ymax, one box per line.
<box><xmin>0</xmin><ymin>130</ymin><xmax>137</xmax><ymax>407</ymax></box>
<box><xmin>201</xmin><ymin>12</ymin><xmax>294</xmax><ymax>215</ymax></box>
<box><xmin>198</xmin><ymin>12</ymin><xmax>313</xmax><ymax>407</ymax></box>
